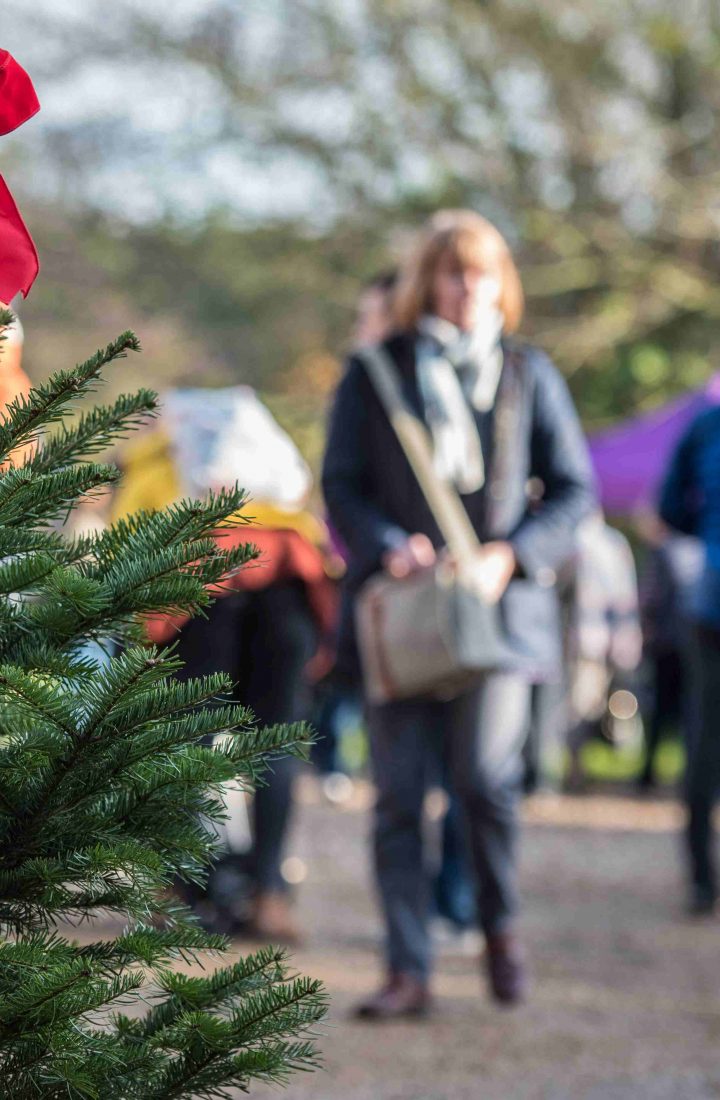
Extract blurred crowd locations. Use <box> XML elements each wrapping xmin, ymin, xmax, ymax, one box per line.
<box><xmin>4</xmin><ymin>208</ymin><xmax>718</xmax><ymax>1019</ymax></box>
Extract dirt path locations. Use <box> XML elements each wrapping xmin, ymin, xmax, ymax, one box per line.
<box><xmin>241</xmin><ymin>780</ymin><xmax>720</xmax><ymax>1100</ymax></box>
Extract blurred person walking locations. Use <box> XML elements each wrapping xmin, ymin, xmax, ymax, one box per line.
<box><xmin>322</xmin><ymin>209</ymin><xmax>596</xmax><ymax>1016</ymax></box>
<box><xmin>0</xmin><ymin>316</ymin><xmax>35</xmax><ymax>467</ymax></box>
<box><xmin>115</xmin><ymin>387</ymin><xmax>336</xmax><ymax>942</ymax></box>
<box><xmin>312</xmin><ymin>271</ymin><xmax>399</xmax><ymax>791</ymax></box>
<box><xmin>326</xmin><ymin>269</ymin><xmax>480</xmax><ymax>936</ymax></box>
<box><xmin>635</xmin><ymin>516</ymin><xmax>704</xmax><ymax>791</ymax></box>
<box><xmin>659</xmin><ymin>408</ymin><xmax>720</xmax><ymax>915</ymax></box>
<box><xmin>0</xmin><ymin>315</ymin><xmax>30</xmax><ymax>405</ymax></box>
<box><xmin>563</xmin><ymin>514</ymin><xmax>643</xmax><ymax>791</ymax></box>
<box><xmin>354</xmin><ymin>270</ymin><xmax>398</xmax><ymax>347</ymax></box>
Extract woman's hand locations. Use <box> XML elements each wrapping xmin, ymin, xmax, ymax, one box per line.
<box><xmin>474</xmin><ymin>540</ymin><xmax>516</xmax><ymax>603</ymax></box>
<box><xmin>382</xmin><ymin>533</ymin><xmax>437</xmax><ymax>578</ymax></box>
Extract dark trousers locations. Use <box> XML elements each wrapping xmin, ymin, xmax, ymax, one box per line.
<box><xmin>368</xmin><ymin>673</ymin><xmax>531</xmax><ymax>980</ymax></box>
<box><xmin>524</xmin><ymin>678</ymin><xmax>566</xmax><ymax>793</ymax></box>
<box><xmin>311</xmin><ymin>684</ymin><xmax>361</xmax><ymax>775</ymax></box>
<box><xmin>640</xmin><ymin>649</ymin><xmax>684</xmax><ymax>786</ymax></box>
<box><xmin>433</xmin><ymin>783</ymin><xmax>476</xmax><ymax>929</ymax></box>
<box><xmin>175</xmin><ymin>581</ymin><xmax>316</xmax><ymax>893</ymax></box>
<box><xmin>686</xmin><ymin>624</ymin><xmax>720</xmax><ymax>898</ymax></box>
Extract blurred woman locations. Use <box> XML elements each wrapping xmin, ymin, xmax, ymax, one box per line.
<box><xmin>322</xmin><ymin>209</ymin><xmax>595</xmax><ymax>1016</ymax></box>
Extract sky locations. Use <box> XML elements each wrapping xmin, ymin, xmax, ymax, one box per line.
<box><xmin>2</xmin><ymin>0</ymin><xmax>336</xmax><ymax>224</ymax></box>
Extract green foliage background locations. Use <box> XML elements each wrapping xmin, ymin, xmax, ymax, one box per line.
<box><xmin>3</xmin><ymin>0</ymin><xmax>720</xmax><ymax>471</ymax></box>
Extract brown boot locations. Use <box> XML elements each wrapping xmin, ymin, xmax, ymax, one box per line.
<box><xmin>485</xmin><ymin>931</ymin><xmax>527</xmax><ymax>1005</ymax></box>
<box><xmin>247</xmin><ymin>891</ymin><xmax>303</xmax><ymax>946</ymax></box>
<box><xmin>354</xmin><ymin>973</ymin><xmax>432</xmax><ymax>1020</ymax></box>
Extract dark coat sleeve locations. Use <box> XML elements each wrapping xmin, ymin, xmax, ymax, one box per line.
<box><xmin>658</xmin><ymin>425</ymin><xmax>700</xmax><ymax>536</ymax></box>
<box><xmin>509</xmin><ymin>351</ymin><xmax>597</xmax><ymax>580</ymax></box>
<box><xmin>322</xmin><ymin>357</ymin><xmax>408</xmax><ymax>580</ymax></box>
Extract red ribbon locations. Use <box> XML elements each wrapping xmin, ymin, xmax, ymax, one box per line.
<box><xmin>0</xmin><ymin>176</ymin><xmax>39</xmax><ymax>301</ymax></box>
<box><xmin>0</xmin><ymin>50</ymin><xmax>40</xmax><ymax>136</ymax></box>
<box><xmin>0</xmin><ymin>50</ymin><xmax>40</xmax><ymax>300</ymax></box>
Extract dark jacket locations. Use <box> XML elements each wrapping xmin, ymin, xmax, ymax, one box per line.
<box><xmin>322</xmin><ymin>332</ymin><xmax>597</xmax><ymax>678</ymax></box>
<box><xmin>659</xmin><ymin>406</ymin><xmax>720</xmax><ymax>629</ymax></box>
<box><xmin>659</xmin><ymin>407</ymin><xmax>720</xmax><ymax>547</ymax></box>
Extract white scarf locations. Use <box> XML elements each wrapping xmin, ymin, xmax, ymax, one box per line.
<box><xmin>416</xmin><ymin>310</ymin><xmax>504</xmax><ymax>494</ymax></box>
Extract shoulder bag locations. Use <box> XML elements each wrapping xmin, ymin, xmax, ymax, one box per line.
<box><xmin>354</xmin><ymin>345</ymin><xmax>510</xmax><ymax>704</ymax></box>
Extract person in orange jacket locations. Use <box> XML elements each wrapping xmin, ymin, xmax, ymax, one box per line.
<box><xmin>0</xmin><ymin>315</ymin><xmax>34</xmax><ymax>466</ymax></box>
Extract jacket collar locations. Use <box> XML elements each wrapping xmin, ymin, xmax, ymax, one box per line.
<box><xmin>380</xmin><ymin>330</ymin><xmax>422</xmax><ymax>417</ymax></box>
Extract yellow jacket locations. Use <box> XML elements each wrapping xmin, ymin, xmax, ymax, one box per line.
<box><xmin>112</xmin><ymin>429</ymin><xmax>326</xmax><ymax>547</ymax></box>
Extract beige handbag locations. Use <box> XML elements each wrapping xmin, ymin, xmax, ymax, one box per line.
<box><xmin>354</xmin><ymin>346</ymin><xmax>509</xmax><ymax>704</ymax></box>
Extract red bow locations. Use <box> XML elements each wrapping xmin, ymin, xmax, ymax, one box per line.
<box><xmin>0</xmin><ymin>50</ymin><xmax>39</xmax><ymax>301</ymax></box>
<box><xmin>0</xmin><ymin>50</ymin><xmax>40</xmax><ymax>136</ymax></box>
<box><xmin>0</xmin><ymin>176</ymin><xmax>39</xmax><ymax>300</ymax></box>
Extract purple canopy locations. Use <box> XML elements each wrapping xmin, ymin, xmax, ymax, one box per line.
<box><xmin>588</xmin><ymin>374</ymin><xmax>720</xmax><ymax>514</ymax></box>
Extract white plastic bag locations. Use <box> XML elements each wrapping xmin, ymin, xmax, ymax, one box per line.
<box><xmin>163</xmin><ymin>386</ymin><xmax>311</xmax><ymax>508</ymax></box>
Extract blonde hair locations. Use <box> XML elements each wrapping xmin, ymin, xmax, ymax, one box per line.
<box><xmin>393</xmin><ymin>209</ymin><xmax>524</xmax><ymax>333</ymax></box>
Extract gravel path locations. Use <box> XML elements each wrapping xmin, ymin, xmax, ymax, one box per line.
<box><xmin>242</xmin><ymin>779</ymin><xmax>720</xmax><ymax>1100</ymax></box>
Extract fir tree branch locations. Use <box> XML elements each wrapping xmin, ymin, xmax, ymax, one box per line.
<box><xmin>26</xmin><ymin>390</ymin><xmax>159</xmax><ymax>475</ymax></box>
<box><xmin>0</xmin><ymin>463</ymin><xmax>120</xmax><ymax>529</ymax></box>
<box><xmin>140</xmin><ymin>947</ymin><xmax>289</xmax><ymax>1039</ymax></box>
<box><xmin>0</xmin><ymin>332</ymin><xmax>141</xmax><ymax>464</ymax></box>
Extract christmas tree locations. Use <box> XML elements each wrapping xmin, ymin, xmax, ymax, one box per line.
<box><xmin>0</xmin><ymin>311</ymin><xmax>326</xmax><ymax>1097</ymax></box>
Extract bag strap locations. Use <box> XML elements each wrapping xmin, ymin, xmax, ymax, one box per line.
<box><xmin>359</xmin><ymin>345</ymin><xmax>482</xmax><ymax>567</ymax></box>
